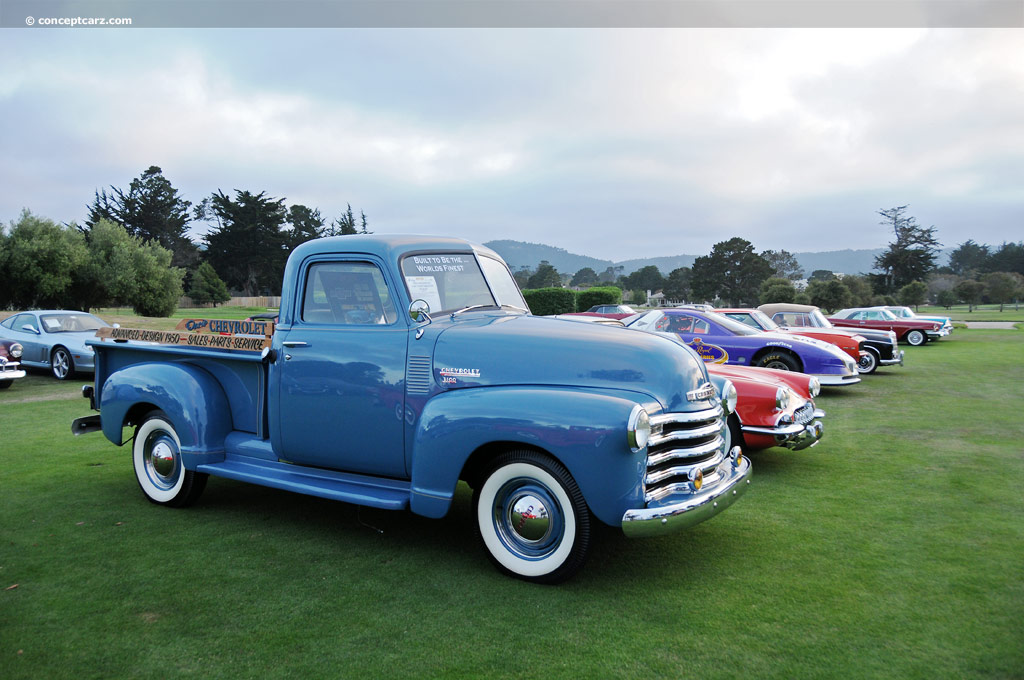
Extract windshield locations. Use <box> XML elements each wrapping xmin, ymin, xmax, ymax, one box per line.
<box><xmin>40</xmin><ymin>313</ymin><xmax>106</xmax><ymax>333</ymax></box>
<box><xmin>810</xmin><ymin>310</ymin><xmax>832</xmax><ymax>328</ymax></box>
<box><xmin>477</xmin><ymin>255</ymin><xmax>528</xmax><ymax>310</ymax></box>
<box><xmin>889</xmin><ymin>307</ymin><xmax>912</xmax><ymax>318</ymax></box>
<box><xmin>401</xmin><ymin>253</ymin><xmax>496</xmax><ymax>315</ymax></box>
<box><xmin>703</xmin><ymin>311</ymin><xmax>760</xmax><ymax>336</ymax></box>
<box><xmin>879</xmin><ymin>308</ymin><xmax>899</xmax><ymax>321</ymax></box>
<box><xmin>751</xmin><ymin>310</ymin><xmax>779</xmax><ymax>330</ymax></box>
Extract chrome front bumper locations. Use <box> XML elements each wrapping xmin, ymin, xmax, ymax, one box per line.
<box><xmin>621</xmin><ymin>450</ymin><xmax>752</xmax><ymax>538</ymax></box>
<box><xmin>1</xmin><ymin>367</ymin><xmax>26</xmax><ymax>382</ymax></box>
<box><xmin>742</xmin><ymin>409</ymin><xmax>825</xmax><ymax>451</ymax></box>
<box><xmin>879</xmin><ymin>350</ymin><xmax>905</xmax><ymax>366</ymax></box>
<box><xmin>816</xmin><ymin>372</ymin><xmax>861</xmax><ymax>386</ymax></box>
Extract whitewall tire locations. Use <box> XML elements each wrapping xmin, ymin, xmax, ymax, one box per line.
<box><xmin>473</xmin><ymin>451</ymin><xmax>590</xmax><ymax>584</ymax></box>
<box><xmin>133</xmin><ymin>411</ymin><xmax>207</xmax><ymax>507</ymax></box>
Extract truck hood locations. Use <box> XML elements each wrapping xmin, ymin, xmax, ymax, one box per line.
<box><xmin>430</xmin><ymin>313</ymin><xmax>713</xmax><ymax>413</ymax></box>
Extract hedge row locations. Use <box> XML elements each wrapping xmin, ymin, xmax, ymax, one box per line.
<box><xmin>521</xmin><ymin>286</ymin><xmax>622</xmax><ymax>315</ymax></box>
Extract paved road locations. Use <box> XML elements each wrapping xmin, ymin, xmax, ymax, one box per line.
<box><xmin>963</xmin><ymin>321</ymin><xmax>1018</xmax><ymax>329</ymax></box>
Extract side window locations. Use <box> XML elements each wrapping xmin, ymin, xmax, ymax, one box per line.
<box><xmin>692</xmin><ymin>319</ymin><xmax>710</xmax><ymax>334</ymax></box>
<box><xmin>849</xmin><ymin>311</ymin><xmax>863</xmax><ymax>320</ymax></box>
<box><xmin>302</xmin><ymin>262</ymin><xmax>397</xmax><ymax>325</ymax></box>
<box><xmin>15</xmin><ymin>314</ymin><xmax>37</xmax><ymax>332</ymax></box>
<box><xmin>0</xmin><ymin>315</ymin><xmax>15</xmax><ymax>330</ymax></box>
<box><xmin>866</xmin><ymin>311</ymin><xmax>882</xmax><ymax>320</ymax></box>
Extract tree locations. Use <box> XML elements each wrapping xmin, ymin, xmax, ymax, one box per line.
<box><xmin>841</xmin><ymin>274</ymin><xmax>875</xmax><ymax>307</ymax></box>
<box><xmin>761</xmin><ymin>249</ymin><xmax>803</xmax><ymax>281</ymax></box>
<box><xmin>808</xmin><ymin>269</ymin><xmax>835</xmax><ymax>283</ymax></box>
<box><xmin>982</xmin><ymin>272</ymin><xmax>1019</xmax><ymax>312</ymax></box>
<box><xmin>597</xmin><ymin>266</ymin><xmax>623</xmax><ymax>284</ymax></box>
<box><xmin>196</xmin><ymin>190</ymin><xmax>289</xmax><ymax>296</ymax></box>
<box><xmin>806</xmin><ymin>279</ymin><xmax>851</xmax><ymax>313</ymax></box>
<box><xmin>188</xmin><ymin>262</ymin><xmax>232</xmax><ymax>307</ymax></box>
<box><xmin>873</xmin><ymin>205</ymin><xmax>941</xmax><ymax>294</ymax></box>
<box><xmin>285</xmin><ymin>204</ymin><xmax>326</xmax><ymax>248</ymax></box>
<box><xmin>989</xmin><ymin>242</ymin><xmax>1024</xmax><ymax>276</ymax></box>
<box><xmin>0</xmin><ymin>210</ymin><xmax>89</xmax><ymax>310</ymax></box>
<box><xmin>571</xmin><ymin>267</ymin><xmax>598</xmax><ymax>287</ymax></box>
<box><xmin>513</xmin><ymin>266</ymin><xmax>532</xmax><ymax>289</ymax></box>
<box><xmin>527</xmin><ymin>261</ymin><xmax>561</xmax><ymax>289</ymax></box>
<box><xmin>936</xmin><ymin>289</ymin><xmax>957</xmax><ymax>309</ymax></box>
<box><xmin>662</xmin><ymin>267</ymin><xmax>691</xmax><ymax>303</ymax></box>
<box><xmin>86</xmin><ymin>166</ymin><xmax>198</xmax><ymax>268</ymax></box>
<box><xmin>759</xmin><ymin>277</ymin><xmax>797</xmax><ymax>304</ymax></box>
<box><xmin>621</xmin><ymin>265</ymin><xmax>665</xmax><ymax>294</ymax></box>
<box><xmin>131</xmin><ymin>240</ymin><xmax>184</xmax><ymax>316</ymax></box>
<box><xmin>948</xmin><ymin>240</ymin><xmax>990</xmax><ymax>276</ymax></box>
<box><xmin>328</xmin><ymin>204</ymin><xmax>359</xmax><ymax>236</ymax></box>
<box><xmin>690</xmin><ymin>237</ymin><xmax>773</xmax><ymax>306</ymax></box>
<box><xmin>954</xmin><ymin>279</ymin><xmax>985</xmax><ymax>312</ymax></box>
<box><xmin>898</xmin><ymin>281</ymin><xmax>928</xmax><ymax>310</ymax></box>
<box><xmin>926</xmin><ymin>273</ymin><xmax>960</xmax><ymax>305</ymax></box>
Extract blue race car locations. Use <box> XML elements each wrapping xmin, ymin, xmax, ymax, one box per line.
<box><xmin>625</xmin><ymin>308</ymin><xmax>860</xmax><ymax>386</ymax></box>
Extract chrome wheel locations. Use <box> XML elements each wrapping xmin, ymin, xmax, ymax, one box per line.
<box><xmin>51</xmin><ymin>347</ymin><xmax>72</xmax><ymax>380</ymax></box>
<box><xmin>856</xmin><ymin>351</ymin><xmax>878</xmax><ymax>374</ymax></box>
<box><xmin>906</xmin><ymin>330</ymin><xmax>925</xmax><ymax>346</ymax></box>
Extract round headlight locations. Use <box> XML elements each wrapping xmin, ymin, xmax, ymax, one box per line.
<box><xmin>775</xmin><ymin>387</ymin><xmax>792</xmax><ymax>411</ymax></box>
<box><xmin>808</xmin><ymin>376</ymin><xmax>821</xmax><ymax>398</ymax></box>
<box><xmin>720</xmin><ymin>379</ymin><xmax>737</xmax><ymax>415</ymax></box>
<box><xmin>9</xmin><ymin>343</ymin><xmax>22</xmax><ymax>359</ymax></box>
<box><xmin>627</xmin><ymin>405</ymin><xmax>651</xmax><ymax>452</ymax></box>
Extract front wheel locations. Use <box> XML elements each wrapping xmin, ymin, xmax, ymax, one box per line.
<box><xmin>856</xmin><ymin>350</ymin><xmax>878</xmax><ymax>374</ymax></box>
<box><xmin>133</xmin><ymin>410</ymin><xmax>208</xmax><ymax>507</ymax></box>
<box><xmin>51</xmin><ymin>347</ymin><xmax>73</xmax><ymax>380</ymax></box>
<box><xmin>905</xmin><ymin>330</ymin><xmax>926</xmax><ymax>346</ymax></box>
<box><xmin>756</xmin><ymin>352</ymin><xmax>799</xmax><ymax>371</ymax></box>
<box><xmin>473</xmin><ymin>451</ymin><xmax>590</xmax><ymax>584</ymax></box>
<box><xmin>0</xmin><ymin>381</ymin><xmax>11</xmax><ymax>390</ymax></box>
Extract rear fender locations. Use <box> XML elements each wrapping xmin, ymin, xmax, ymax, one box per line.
<box><xmin>99</xmin><ymin>362</ymin><xmax>232</xmax><ymax>468</ymax></box>
<box><xmin>409</xmin><ymin>386</ymin><xmax>651</xmax><ymax>526</ymax></box>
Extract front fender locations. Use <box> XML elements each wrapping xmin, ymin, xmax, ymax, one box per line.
<box><xmin>99</xmin><ymin>362</ymin><xmax>232</xmax><ymax>468</ymax></box>
<box><xmin>409</xmin><ymin>386</ymin><xmax>652</xmax><ymax>526</ymax></box>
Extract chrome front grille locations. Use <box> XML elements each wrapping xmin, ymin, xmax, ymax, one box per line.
<box><xmin>793</xmin><ymin>402</ymin><xmax>815</xmax><ymax>425</ymax></box>
<box><xmin>645</xmin><ymin>406</ymin><xmax>726</xmax><ymax>503</ymax></box>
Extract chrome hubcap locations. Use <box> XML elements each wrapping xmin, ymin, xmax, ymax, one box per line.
<box><xmin>53</xmin><ymin>351</ymin><xmax>68</xmax><ymax>378</ymax></box>
<box><xmin>144</xmin><ymin>433</ymin><xmax>179</xmax><ymax>489</ymax></box>
<box><xmin>493</xmin><ymin>477</ymin><xmax>564</xmax><ymax>559</ymax></box>
<box><xmin>508</xmin><ymin>493</ymin><xmax>551</xmax><ymax>542</ymax></box>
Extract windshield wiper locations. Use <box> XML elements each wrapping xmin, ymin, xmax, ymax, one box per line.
<box><xmin>450</xmin><ymin>304</ymin><xmax>496</xmax><ymax>318</ymax></box>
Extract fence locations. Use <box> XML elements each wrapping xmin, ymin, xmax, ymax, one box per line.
<box><xmin>178</xmin><ymin>296</ymin><xmax>281</xmax><ymax>309</ymax></box>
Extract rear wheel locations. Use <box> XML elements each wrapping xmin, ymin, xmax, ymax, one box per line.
<box><xmin>0</xmin><ymin>381</ymin><xmax>11</xmax><ymax>390</ymax></box>
<box><xmin>51</xmin><ymin>347</ymin><xmax>73</xmax><ymax>380</ymax></box>
<box><xmin>905</xmin><ymin>330</ymin><xmax>926</xmax><ymax>346</ymax></box>
<box><xmin>133</xmin><ymin>410</ymin><xmax>208</xmax><ymax>507</ymax></box>
<box><xmin>756</xmin><ymin>352</ymin><xmax>799</xmax><ymax>371</ymax></box>
<box><xmin>473</xmin><ymin>450</ymin><xmax>590</xmax><ymax>584</ymax></box>
<box><xmin>856</xmin><ymin>350</ymin><xmax>878</xmax><ymax>374</ymax></box>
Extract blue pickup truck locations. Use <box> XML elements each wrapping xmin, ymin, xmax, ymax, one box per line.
<box><xmin>74</xmin><ymin>235</ymin><xmax>751</xmax><ymax>583</ymax></box>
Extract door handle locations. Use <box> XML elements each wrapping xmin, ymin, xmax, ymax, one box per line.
<box><xmin>282</xmin><ymin>341</ymin><xmax>309</xmax><ymax>348</ymax></box>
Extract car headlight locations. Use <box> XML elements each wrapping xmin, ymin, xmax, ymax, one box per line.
<box><xmin>775</xmin><ymin>387</ymin><xmax>792</xmax><ymax>411</ymax></box>
<box><xmin>720</xmin><ymin>379</ymin><xmax>737</xmax><ymax>415</ymax></box>
<box><xmin>9</xmin><ymin>343</ymin><xmax>22</xmax><ymax>359</ymax></box>
<box><xmin>808</xmin><ymin>376</ymin><xmax>820</xmax><ymax>398</ymax></box>
<box><xmin>627</xmin><ymin>405</ymin><xmax>652</xmax><ymax>452</ymax></box>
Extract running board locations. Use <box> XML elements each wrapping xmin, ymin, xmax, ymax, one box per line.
<box><xmin>196</xmin><ymin>456</ymin><xmax>411</xmax><ymax>510</ymax></box>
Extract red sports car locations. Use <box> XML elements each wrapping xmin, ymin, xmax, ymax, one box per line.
<box><xmin>706</xmin><ymin>363</ymin><xmax>825</xmax><ymax>453</ymax></box>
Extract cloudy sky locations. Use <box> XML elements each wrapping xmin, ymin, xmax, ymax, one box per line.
<box><xmin>2</xmin><ymin>25</ymin><xmax>1022</xmax><ymax>261</ymax></box>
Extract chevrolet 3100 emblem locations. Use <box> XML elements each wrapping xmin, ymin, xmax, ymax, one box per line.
<box><xmin>686</xmin><ymin>382</ymin><xmax>716</xmax><ymax>402</ymax></box>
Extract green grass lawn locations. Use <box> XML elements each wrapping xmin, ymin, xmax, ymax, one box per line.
<box><xmin>918</xmin><ymin>304</ymin><xmax>1024</xmax><ymax>322</ymax></box>
<box><xmin>1</xmin><ymin>330</ymin><xmax>1022</xmax><ymax>679</ymax></box>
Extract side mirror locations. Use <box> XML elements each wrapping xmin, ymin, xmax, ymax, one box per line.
<box><xmin>21</xmin><ymin>324</ymin><xmax>39</xmax><ymax>334</ymax></box>
<box><xmin>408</xmin><ymin>299</ymin><xmax>432</xmax><ymax>324</ymax></box>
<box><xmin>112</xmin><ymin>323</ymin><xmax>121</xmax><ymax>329</ymax></box>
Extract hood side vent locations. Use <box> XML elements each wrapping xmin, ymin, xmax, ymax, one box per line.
<box><xmin>407</xmin><ymin>355</ymin><xmax>432</xmax><ymax>394</ymax></box>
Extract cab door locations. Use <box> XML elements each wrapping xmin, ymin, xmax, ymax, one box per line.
<box><xmin>274</xmin><ymin>258</ymin><xmax>410</xmax><ymax>478</ymax></box>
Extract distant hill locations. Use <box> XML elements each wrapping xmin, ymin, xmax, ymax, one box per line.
<box><xmin>485</xmin><ymin>240</ymin><xmax>953</xmax><ymax>279</ymax></box>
